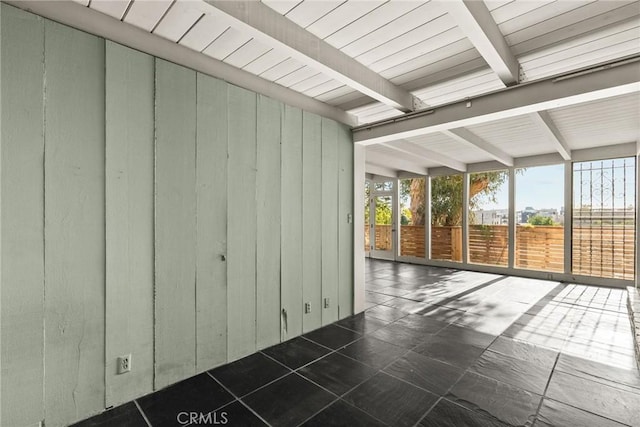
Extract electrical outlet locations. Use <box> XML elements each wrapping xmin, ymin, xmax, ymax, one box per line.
<box><xmin>117</xmin><ymin>354</ymin><xmax>131</xmax><ymax>374</ymax></box>
<box><xmin>324</xmin><ymin>298</ymin><xmax>330</xmax><ymax>309</ymax></box>
<box><xmin>304</xmin><ymin>302</ymin><xmax>311</xmax><ymax>313</ymax></box>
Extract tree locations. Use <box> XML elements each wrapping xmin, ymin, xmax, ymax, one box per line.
<box><xmin>527</xmin><ymin>215</ymin><xmax>554</xmax><ymax>226</ymax></box>
<box><xmin>403</xmin><ymin>172</ymin><xmax>509</xmax><ymax>227</ymax></box>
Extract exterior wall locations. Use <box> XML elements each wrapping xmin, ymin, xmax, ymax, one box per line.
<box><xmin>0</xmin><ymin>4</ymin><xmax>354</xmax><ymax>426</ymax></box>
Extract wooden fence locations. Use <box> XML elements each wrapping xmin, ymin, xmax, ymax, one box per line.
<box><xmin>366</xmin><ymin>224</ymin><xmax>635</xmax><ymax>279</ymax></box>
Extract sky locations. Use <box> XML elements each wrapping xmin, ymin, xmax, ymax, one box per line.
<box><xmin>479</xmin><ymin>159</ymin><xmax>636</xmax><ymax>211</ymax></box>
<box><xmin>480</xmin><ymin>164</ymin><xmax>565</xmax><ymax>211</ymax></box>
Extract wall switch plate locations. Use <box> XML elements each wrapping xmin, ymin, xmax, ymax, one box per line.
<box><xmin>304</xmin><ymin>302</ymin><xmax>311</xmax><ymax>313</ymax></box>
<box><xmin>324</xmin><ymin>298</ymin><xmax>330</xmax><ymax>309</ymax></box>
<box><xmin>117</xmin><ymin>354</ymin><xmax>131</xmax><ymax>374</ymax></box>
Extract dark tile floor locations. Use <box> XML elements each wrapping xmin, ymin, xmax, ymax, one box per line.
<box><xmin>74</xmin><ymin>259</ymin><xmax>640</xmax><ymax>427</ymax></box>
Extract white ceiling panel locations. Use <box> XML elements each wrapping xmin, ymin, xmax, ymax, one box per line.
<box><xmin>259</xmin><ymin>57</ymin><xmax>304</xmax><ymax>81</ymax></box>
<box><xmin>314</xmin><ymin>85</ymin><xmax>354</xmax><ymax>103</ymax></box>
<box><xmin>324</xmin><ymin>1</ymin><xmax>421</xmax><ymax>50</ymax></box>
<box><xmin>179</xmin><ymin>15</ymin><xmax>229</xmax><ymax>52</ymax></box>
<box><xmin>414</xmin><ymin>68</ymin><xmax>505</xmax><ymax>107</ymax></box>
<box><xmin>203</xmin><ymin>27</ymin><xmax>252</xmax><ymax>61</ymax></box>
<box><xmin>289</xmin><ymin>73</ymin><xmax>333</xmax><ymax>93</ymax></box>
<box><xmin>507</xmin><ymin>1</ymin><xmax>637</xmax><ymax>52</ymax></box>
<box><xmin>407</xmin><ymin>132</ymin><xmax>493</xmax><ymax>164</ymax></box>
<box><xmin>224</xmin><ymin>38</ymin><xmax>271</xmax><ymax>68</ymax></box>
<box><xmin>548</xmin><ymin>93</ymin><xmax>640</xmax><ymax>151</ymax></box>
<box><xmin>72</xmin><ymin>0</ymin><xmax>90</xmax><ymax>6</ymax></box>
<box><xmin>304</xmin><ymin>79</ymin><xmax>343</xmax><ymax>99</ymax></box>
<box><xmin>275</xmin><ymin>65</ymin><xmax>319</xmax><ymax>87</ymax></box>
<box><xmin>305</xmin><ymin>1</ymin><xmax>385</xmax><ymax>40</ymax></box>
<box><xmin>519</xmin><ymin>21</ymin><xmax>640</xmax><ymax>81</ymax></box>
<box><xmin>354</xmin><ymin>13</ymin><xmax>458</xmax><ymax>67</ymax></box>
<box><xmin>243</xmin><ymin>49</ymin><xmax>290</xmax><ymax>75</ymax></box>
<box><xmin>466</xmin><ymin>115</ymin><xmax>557</xmax><ymax>158</ymax></box>
<box><xmin>261</xmin><ymin>0</ymin><xmax>302</xmax><ymax>15</ymax></box>
<box><xmin>281</xmin><ymin>0</ymin><xmax>344</xmax><ymax>28</ymax></box>
<box><xmin>124</xmin><ymin>0</ymin><xmax>173</xmax><ymax>32</ymax></box>
<box><xmin>341</xmin><ymin>2</ymin><xmax>444</xmax><ymax>58</ymax></box>
<box><xmin>90</xmin><ymin>0</ymin><xmax>131</xmax><ymax>20</ymax></box>
<box><xmin>391</xmin><ymin>53</ymin><xmax>486</xmax><ymax>89</ymax></box>
<box><xmin>369</xmin><ymin>28</ymin><xmax>470</xmax><ymax>75</ymax></box>
<box><xmin>153</xmin><ymin>0</ymin><xmax>204</xmax><ymax>42</ymax></box>
<box><xmin>497</xmin><ymin>1</ymin><xmax>593</xmax><ymax>35</ymax></box>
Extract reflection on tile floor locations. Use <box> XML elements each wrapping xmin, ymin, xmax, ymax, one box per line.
<box><xmin>74</xmin><ymin>259</ymin><xmax>640</xmax><ymax>426</ymax></box>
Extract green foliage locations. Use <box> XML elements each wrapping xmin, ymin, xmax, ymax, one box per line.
<box><xmin>527</xmin><ymin>215</ymin><xmax>554</xmax><ymax>226</ymax></box>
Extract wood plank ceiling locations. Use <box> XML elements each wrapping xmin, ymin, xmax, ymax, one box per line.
<box><xmin>68</xmin><ymin>0</ymin><xmax>640</xmax><ymax>175</ymax></box>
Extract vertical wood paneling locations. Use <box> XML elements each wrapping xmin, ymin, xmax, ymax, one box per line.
<box><xmin>154</xmin><ymin>59</ymin><xmax>197</xmax><ymax>388</ymax></box>
<box><xmin>0</xmin><ymin>6</ymin><xmax>45</xmax><ymax>426</ymax></box>
<box><xmin>256</xmin><ymin>95</ymin><xmax>282</xmax><ymax>349</ymax></box>
<box><xmin>227</xmin><ymin>85</ymin><xmax>257</xmax><ymax>361</ymax></box>
<box><xmin>321</xmin><ymin>118</ymin><xmax>339</xmax><ymax>325</ymax></box>
<box><xmin>105</xmin><ymin>42</ymin><xmax>155</xmax><ymax>406</ymax></box>
<box><xmin>44</xmin><ymin>20</ymin><xmax>105</xmax><ymax>425</ymax></box>
<box><xmin>281</xmin><ymin>105</ymin><xmax>304</xmax><ymax>340</ymax></box>
<box><xmin>302</xmin><ymin>112</ymin><xmax>323</xmax><ymax>332</ymax></box>
<box><xmin>337</xmin><ymin>124</ymin><xmax>354</xmax><ymax>319</ymax></box>
<box><xmin>196</xmin><ymin>73</ymin><xmax>228</xmax><ymax>370</ymax></box>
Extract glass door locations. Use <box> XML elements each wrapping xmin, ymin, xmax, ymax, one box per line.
<box><xmin>370</xmin><ymin>181</ymin><xmax>396</xmax><ymax>260</ymax></box>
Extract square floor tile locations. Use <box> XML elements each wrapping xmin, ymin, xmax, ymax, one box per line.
<box><xmin>210</xmin><ymin>352</ymin><xmax>289</xmax><ymax>397</ymax></box>
<box><xmin>301</xmin><ymin>400</ymin><xmax>386</xmax><ymax>427</ymax></box>
<box><xmin>536</xmin><ymin>398</ymin><xmax>626</xmax><ymax>427</ymax></box>
<box><xmin>137</xmin><ymin>373</ymin><xmax>234</xmax><ymax>427</ymax></box>
<box><xmin>413</xmin><ymin>336</ymin><xmax>485</xmax><ymax>370</ymax></box>
<box><xmin>446</xmin><ymin>372</ymin><xmax>541</xmax><ymax>426</ymax></box>
<box><xmin>394</xmin><ymin>314</ymin><xmax>449</xmax><ymax>335</ymax></box>
<box><xmin>335</xmin><ymin>313</ymin><xmax>390</xmax><ymax>334</ymax></box>
<box><xmin>384</xmin><ymin>351</ymin><xmax>464</xmax><ymax>395</ymax></box>
<box><xmin>546</xmin><ymin>370</ymin><xmax>640</xmax><ymax>426</ymax></box>
<box><xmin>304</xmin><ymin>324</ymin><xmax>362</xmax><ymax>350</ymax></box>
<box><xmin>435</xmin><ymin>324</ymin><xmax>497</xmax><ymax>349</ymax></box>
<box><xmin>554</xmin><ymin>352</ymin><xmax>640</xmax><ymax>393</ymax></box>
<box><xmin>470</xmin><ymin>350</ymin><xmax>552</xmax><ymax>394</ymax></box>
<box><xmin>242</xmin><ymin>373</ymin><xmax>336</xmax><ymax>427</ymax></box>
<box><xmin>369</xmin><ymin>322</ymin><xmax>432</xmax><ymax>349</ymax></box>
<box><xmin>262</xmin><ymin>337</ymin><xmax>330</xmax><ymax>369</ymax></box>
<box><xmin>366</xmin><ymin>304</ymin><xmax>409</xmax><ymax>321</ymax></box>
<box><xmin>419</xmin><ymin>398</ymin><xmax>510</xmax><ymax>427</ymax></box>
<box><xmin>366</xmin><ymin>291</ymin><xmax>394</xmax><ymax>304</ymax></box>
<box><xmin>212</xmin><ymin>401</ymin><xmax>267</xmax><ymax>426</ymax></box>
<box><xmin>487</xmin><ymin>336</ymin><xmax>558</xmax><ymax>371</ymax></box>
<box><xmin>339</xmin><ymin>336</ymin><xmax>406</xmax><ymax>369</ymax></box>
<box><xmin>298</xmin><ymin>352</ymin><xmax>376</xmax><ymax>396</ymax></box>
<box><xmin>344</xmin><ymin>372</ymin><xmax>438</xmax><ymax>427</ymax></box>
<box><xmin>70</xmin><ymin>402</ymin><xmax>147</xmax><ymax>427</ymax></box>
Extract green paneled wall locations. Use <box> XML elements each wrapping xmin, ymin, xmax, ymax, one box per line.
<box><xmin>0</xmin><ymin>4</ymin><xmax>354</xmax><ymax>427</ymax></box>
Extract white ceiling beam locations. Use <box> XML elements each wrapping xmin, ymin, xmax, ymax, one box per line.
<box><xmin>529</xmin><ymin>112</ymin><xmax>571</xmax><ymax>160</ymax></box>
<box><xmin>353</xmin><ymin>58</ymin><xmax>640</xmax><ymax>145</ymax></box>
<box><xmin>204</xmin><ymin>1</ymin><xmax>422</xmax><ymax>113</ymax></box>
<box><xmin>382</xmin><ymin>140</ymin><xmax>467</xmax><ymax>172</ymax></box>
<box><xmin>6</xmin><ymin>0</ymin><xmax>357</xmax><ymax>126</ymax></box>
<box><xmin>366</xmin><ymin>151</ymin><xmax>428</xmax><ymax>176</ymax></box>
<box><xmin>442</xmin><ymin>128</ymin><xmax>513</xmax><ymax>167</ymax></box>
<box><xmin>444</xmin><ymin>0</ymin><xmax>519</xmax><ymax>86</ymax></box>
<box><xmin>365</xmin><ymin>163</ymin><xmax>397</xmax><ymax>179</ymax></box>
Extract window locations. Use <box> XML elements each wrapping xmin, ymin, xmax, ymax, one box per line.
<box><xmin>400</xmin><ymin>178</ymin><xmax>425</xmax><ymax>258</ymax></box>
<box><xmin>468</xmin><ymin>170</ymin><xmax>509</xmax><ymax>266</ymax></box>
<box><xmin>572</xmin><ymin>157</ymin><xmax>636</xmax><ymax>280</ymax></box>
<box><xmin>431</xmin><ymin>175</ymin><xmax>463</xmax><ymax>262</ymax></box>
<box><xmin>515</xmin><ymin>164</ymin><xmax>564</xmax><ymax>272</ymax></box>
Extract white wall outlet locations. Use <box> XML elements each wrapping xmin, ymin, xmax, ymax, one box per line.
<box><xmin>304</xmin><ymin>302</ymin><xmax>311</xmax><ymax>313</ymax></box>
<box><xmin>117</xmin><ymin>354</ymin><xmax>131</xmax><ymax>374</ymax></box>
<box><xmin>324</xmin><ymin>298</ymin><xmax>330</xmax><ymax>308</ymax></box>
